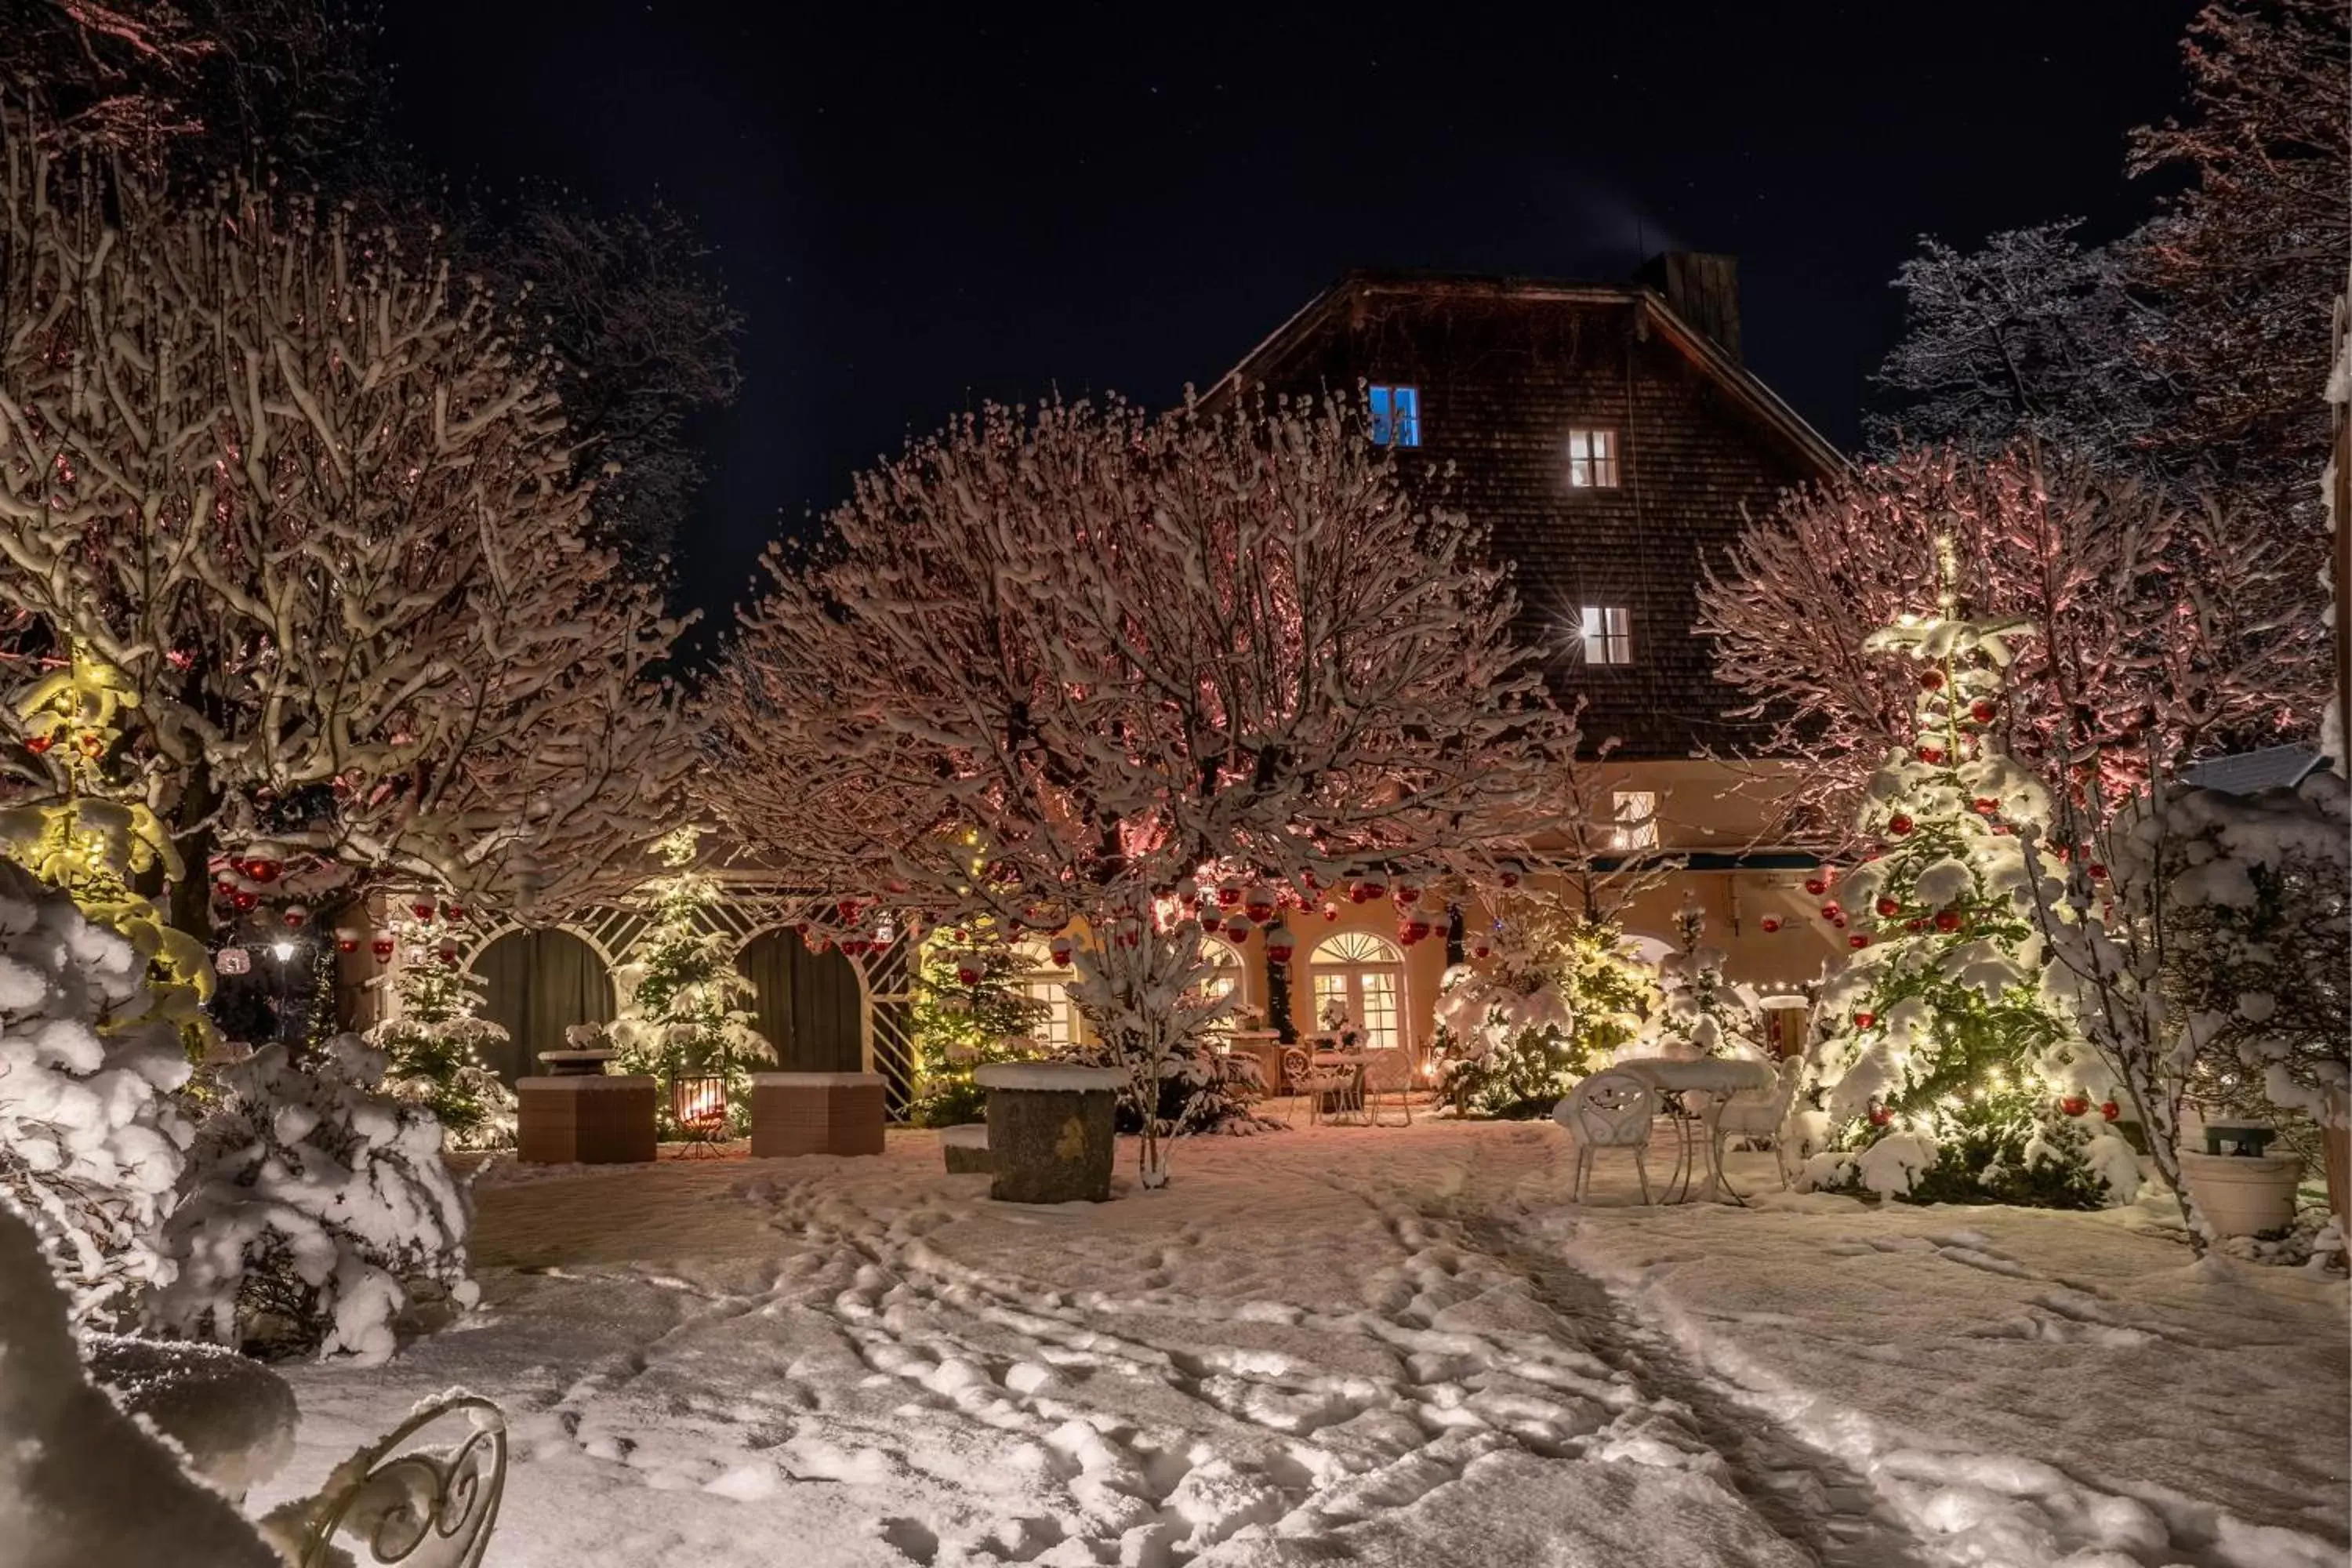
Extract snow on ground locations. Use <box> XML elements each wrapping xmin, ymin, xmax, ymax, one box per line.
<box><xmin>251</xmin><ymin>1118</ymin><xmax>2347</xmax><ymax>1568</ymax></box>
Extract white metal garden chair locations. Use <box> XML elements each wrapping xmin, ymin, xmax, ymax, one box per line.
<box><xmin>1280</xmin><ymin>1046</ymin><xmax>1361</xmax><ymax>1126</ymax></box>
<box><xmin>1709</xmin><ymin>1056</ymin><xmax>1805</xmax><ymax>1193</ymax></box>
<box><xmin>1553</xmin><ymin>1069</ymin><xmax>1659</xmax><ymax>1203</ymax></box>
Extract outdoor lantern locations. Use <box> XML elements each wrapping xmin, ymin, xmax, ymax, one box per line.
<box><xmin>1049</xmin><ymin>935</ymin><xmax>1075</xmax><ymax>967</ymax></box>
<box><xmin>1263</xmin><ymin>923</ymin><xmax>1295</xmax><ymax>964</ymax></box>
<box><xmin>370</xmin><ymin>935</ymin><xmax>396</xmax><ymax>959</ymax></box>
<box><xmin>1243</xmin><ymin>884</ymin><xmax>1276</xmax><ymax>924</ymax></box>
<box><xmin>334</xmin><ymin>929</ymin><xmax>360</xmax><ymax>954</ymax></box>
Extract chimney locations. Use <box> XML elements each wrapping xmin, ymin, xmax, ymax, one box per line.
<box><xmin>1634</xmin><ymin>252</ymin><xmax>1740</xmax><ymax>362</ymax></box>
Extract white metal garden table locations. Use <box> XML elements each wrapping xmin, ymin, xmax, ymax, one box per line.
<box><xmin>1610</xmin><ymin>1056</ymin><xmax>1777</xmax><ymax>1203</ymax></box>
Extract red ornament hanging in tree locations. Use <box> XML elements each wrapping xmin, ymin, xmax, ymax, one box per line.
<box><xmin>1918</xmin><ymin>668</ymin><xmax>1945</xmax><ymax>691</ymax></box>
<box><xmin>1888</xmin><ymin>814</ymin><xmax>1914</xmax><ymax>836</ymax></box>
<box><xmin>1973</xmin><ymin>797</ymin><xmax>1999</xmax><ymax>816</ymax></box>
<box><xmin>1867</xmin><ymin>1103</ymin><xmax>1893</xmax><ymax>1127</ymax></box>
<box><xmin>1215</xmin><ymin>879</ymin><xmax>1243</xmax><ymax>909</ymax></box>
<box><xmin>1875</xmin><ymin>897</ymin><xmax>1900</xmax><ymax>918</ymax></box>
<box><xmin>2087</xmin><ymin>863</ymin><xmax>2109</xmax><ymax>882</ymax></box>
<box><xmin>1497</xmin><ymin>863</ymin><xmax>1521</xmax><ymax>889</ymax></box>
<box><xmin>1469</xmin><ymin>935</ymin><xmax>1492</xmax><ymax>960</ymax></box>
<box><xmin>1848</xmin><ymin>932</ymin><xmax>1871</xmax><ymax>949</ymax></box>
<box><xmin>24</xmin><ymin>734</ymin><xmax>51</xmax><ymax>754</ymax></box>
<box><xmin>1917</xmin><ymin>745</ymin><xmax>1945</xmax><ymax>765</ymax></box>
<box><xmin>1397</xmin><ymin>915</ymin><xmax>1431</xmax><ymax>945</ymax></box>
<box><xmin>1759</xmin><ymin>915</ymin><xmax>1780</xmax><ymax>934</ymax></box>
<box><xmin>1049</xmin><ymin>935</ymin><xmax>1075</xmax><ymax>967</ymax></box>
<box><xmin>232</xmin><ymin>890</ymin><xmax>258</xmax><ymax>911</ymax></box>
<box><xmin>411</xmin><ymin>900</ymin><xmax>435</xmax><ymax>920</ymax></box>
<box><xmin>956</xmin><ymin>955</ymin><xmax>985</xmax><ymax>987</ymax></box>
<box><xmin>370</xmin><ymin>936</ymin><xmax>396</xmax><ymax>959</ymax></box>
<box><xmin>1853</xmin><ymin>1010</ymin><xmax>1875</xmax><ymax>1029</ymax></box>
<box><xmin>1818</xmin><ymin>900</ymin><xmax>1842</xmax><ymax>920</ymax></box>
<box><xmin>445</xmin><ymin>903</ymin><xmax>466</xmax><ymax>923</ymax></box>
<box><xmin>243</xmin><ymin>857</ymin><xmax>280</xmax><ymax>884</ymax></box>
<box><xmin>1263</xmin><ymin>924</ymin><xmax>1295</xmax><ymax>965</ymax></box>
<box><xmin>1243</xmin><ymin>885</ymin><xmax>1276</xmax><ymax>924</ymax></box>
<box><xmin>1803</xmin><ymin>874</ymin><xmax>1828</xmax><ymax>897</ymax></box>
<box><xmin>1392</xmin><ymin>877</ymin><xmax>1421</xmax><ymax>907</ymax></box>
<box><xmin>2059</xmin><ymin>1093</ymin><xmax>2090</xmax><ymax>1118</ymax></box>
<box><xmin>282</xmin><ymin>906</ymin><xmax>307</xmax><ymax>928</ymax></box>
<box><xmin>1320</xmin><ymin>901</ymin><xmax>1340</xmax><ymax>922</ymax></box>
<box><xmin>1224</xmin><ymin>913</ymin><xmax>1253</xmax><ymax>943</ymax></box>
<box><xmin>1969</xmin><ymin>699</ymin><xmax>1997</xmax><ymax>724</ymax></box>
<box><xmin>335</xmin><ymin>930</ymin><xmax>361</xmax><ymax>954</ymax></box>
<box><xmin>1933</xmin><ymin>909</ymin><xmax>1962</xmax><ymax>933</ymax></box>
<box><xmin>2100</xmin><ymin>1099</ymin><xmax>2122</xmax><ymax>1123</ymax></box>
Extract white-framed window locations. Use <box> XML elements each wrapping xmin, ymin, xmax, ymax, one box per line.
<box><xmin>1368</xmin><ymin>384</ymin><xmax>1421</xmax><ymax>448</ymax></box>
<box><xmin>1308</xmin><ymin>931</ymin><xmax>1406</xmax><ymax>1053</ymax></box>
<box><xmin>1192</xmin><ymin>934</ymin><xmax>1247</xmax><ymax>1041</ymax></box>
<box><xmin>1580</xmin><ymin>605</ymin><xmax>1633</xmax><ymax>665</ymax></box>
<box><xmin>1567</xmin><ymin>427</ymin><xmax>1620</xmax><ymax>488</ymax></box>
<box><xmin>1013</xmin><ymin>939</ymin><xmax>1084</xmax><ymax>1051</ymax></box>
<box><xmin>1610</xmin><ymin>789</ymin><xmax>1658</xmax><ymax>851</ymax></box>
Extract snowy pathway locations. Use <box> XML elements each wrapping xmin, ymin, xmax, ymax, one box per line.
<box><xmin>253</xmin><ymin>1123</ymin><xmax>2347</xmax><ymax>1568</ymax></box>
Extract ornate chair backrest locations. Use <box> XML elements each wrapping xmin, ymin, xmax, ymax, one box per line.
<box><xmin>1558</xmin><ymin>1070</ymin><xmax>1657</xmax><ymax>1147</ymax></box>
<box><xmin>1279</xmin><ymin>1047</ymin><xmax>1309</xmax><ymax>1091</ymax></box>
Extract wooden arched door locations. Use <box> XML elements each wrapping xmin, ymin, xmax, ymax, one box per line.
<box><xmin>468</xmin><ymin>927</ymin><xmax>615</xmax><ymax>1084</ymax></box>
<box><xmin>736</xmin><ymin>930</ymin><xmax>866</xmax><ymax>1073</ymax></box>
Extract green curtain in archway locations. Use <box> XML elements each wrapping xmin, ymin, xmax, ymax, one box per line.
<box><xmin>469</xmin><ymin>927</ymin><xmax>615</xmax><ymax>1084</ymax></box>
<box><xmin>736</xmin><ymin>931</ymin><xmax>864</xmax><ymax>1073</ymax></box>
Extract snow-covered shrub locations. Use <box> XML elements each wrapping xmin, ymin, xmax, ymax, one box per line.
<box><xmin>1642</xmin><ymin>904</ymin><xmax>1769</xmax><ymax>1062</ymax></box>
<box><xmin>0</xmin><ymin>858</ymin><xmax>193</xmax><ymax>1328</ymax></box>
<box><xmin>154</xmin><ymin>1035</ymin><xmax>474</xmax><ymax>1364</ymax></box>
<box><xmin>370</xmin><ymin>906</ymin><xmax>516</xmax><ymax>1150</ymax></box>
<box><xmin>1068</xmin><ymin>924</ymin><xmax>1248</xmax><ymax>1185</ymax></box>
<box><xmin>1436</xmin><ymin>918</ymin><xmax>1653</xmax><ymax>1119</ymax></box>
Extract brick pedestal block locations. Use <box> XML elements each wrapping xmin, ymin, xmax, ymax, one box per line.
<box><xmin>976</xmin><ymin>1064</ymin><xmax>1122</xmax><ymax>1203</ymax></box>
<box><xmin>938</xmin><ymin>1123</ymin><xmax>992</xmax><ymax>1174</ymax></box>
<box><xmin>751</xmin><ymin>1072</ymin><xmax>887</xmax><ymax>1158</ymax></box>
<box><xmin>517</xmin><ymin>1075</ymin><xmax>656</xmax><ymax>1165</ymax></box>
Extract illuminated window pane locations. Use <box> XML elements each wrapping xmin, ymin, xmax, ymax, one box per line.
<box><xmin>1567</xmin><ymin>427</ymin><xmax>1620</xmax><ymax>488</ymax></box>
<box><xmin>1308</xmin><ymin>931</ymin><xmax>1408</xmax><ymax>1054</ymax></box>
<box><xmin>1610</xmin><ymin>789</ymin><xmax>1658</xmax><ymax>851</ymax></box>
<box><xmin>1579</xmin><ymin>605</ymin><xmax>1633</xmax><ymax>665</ymax></box>
<box><xmin>1369</xmin><ymin>384</ymin><xmax>1421</xmax><ymax>447</ymax></box>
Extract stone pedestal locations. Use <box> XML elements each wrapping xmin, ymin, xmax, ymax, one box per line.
<box><xmin>938</xmin><ymin>1123</ymin><xmax>992</xmax><ymax>1174</ymax></box>
<box><xmin>751</xmin><ymin>1072</ymin><xmax>887</xmax><ymax>1158</ymax></box>
<box><xmin>976</xmin><ymin>1064</ymin><xmax>1122</xmax><ymax>1203</ymax></box>
<box><xmin>517</xmin><ymin>1075</ymin><xmax>656</xmax><ymax>1164</ymax></box>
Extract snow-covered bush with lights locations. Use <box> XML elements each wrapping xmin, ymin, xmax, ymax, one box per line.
<box><xmin>907</xmin><ymin>933</ymin><xmax>1052</xmax><ymax>1127</ymax></box>
<box><xmin>1798</xmin><ymin>615</ymin><xmax>2136</xmax><ymax>1210</ymax></box>
<box><xmin>607</xmin><ymin>827</ymin><xmax>773</xmax><ymax>1135</ymax></box>
<box><xmin>369</xmin><ymin>903</ymin><xmax>516</xmax><ymax>1151</ymax></box>
<box><xmin>1642</xmin><ymin>903</ymin><xmax>1769</xmax><ymax>1062</ymax></box>
<box><xmin>1436</xmin><ymin>913</ymin><xmax>1651</xmax><ymax>1119</ymax></box>
<box><xmin>154</xmin><ymin>1034</ymin><xmax>473</xmax><ymax>1363</ymax></box>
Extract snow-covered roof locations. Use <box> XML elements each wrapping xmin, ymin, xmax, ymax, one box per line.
<box><xmin>2176</xmin><ymin>745</ymin><xmax>2328</xmax><ymax>797</ymax></box>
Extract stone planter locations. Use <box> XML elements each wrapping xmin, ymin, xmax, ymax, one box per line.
<box><xmin>976</xmin><ymin>1063</ymin><xmax>1121</xmax><ymax>1203</ymax></box>
<box><xmin>751</xmin><ymin>1072</ymin><xmax>886</xmax><ymax>1158</ymax></box>
<box><xmin>517</xmin><ymin>1074</ymin><xmax>657</xmax><ymax>1164</ymax></box>
<box><xmin>938</xmin><ymin>1123</ymin><xmax>992</xmax><ymax>1174</ymax></box>
<box><xmin>2180</xmin><ymin>1149</ymin><xmax>2304</xmax><ymax>1239</ymax></box>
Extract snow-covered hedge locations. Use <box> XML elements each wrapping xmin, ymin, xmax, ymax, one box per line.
<box><xmin>154</xmin><ymin>1036</ymin><xmax>475</xmax><ymax>1364</ymax></box>
<box><xmin>0</xmin><ymin>858</ymin><xmax>192</xmax><ymax>1328</ymax></box>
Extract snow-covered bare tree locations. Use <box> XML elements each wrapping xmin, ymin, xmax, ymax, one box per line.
<box><xmin>705</xmin><ymin>395</ymin><xmax>1560</xmax><ymax>1185</ymax></box>
<box><xmin>2127</xmin><ymin>0</ymin><xmax>2350</xmax><ymax>509</ymax></box>
<box><xmin>1867</xmin><ymin>222</ymin><xmax>2163</xmax><ymax>462</ymax></box>
<box><xmin>1699</xmin><ymin>445</ymin><xmax>2322</xmax><ymax>837</ymax></box>
<box><xmin>0</xmin><ymin>117</ymin><xmax>698</xmax><ymax>942</ymax></box>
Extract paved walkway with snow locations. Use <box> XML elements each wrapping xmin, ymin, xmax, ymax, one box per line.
<box><xmin>256</xmin><ymin>1120</ymin><xmax>2348</xmax><ymax>1568</ymax></box>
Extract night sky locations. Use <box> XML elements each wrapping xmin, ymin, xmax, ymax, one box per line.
<box><xmin>383</xmin><ymin>1</ymin><xmax>2204</xmax><ymax>626</ymax></box>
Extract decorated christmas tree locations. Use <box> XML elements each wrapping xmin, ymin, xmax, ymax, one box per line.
<box><xmin>1436</xmin><ymin>906</ymin><xmax>1657</xmax><ymax>1119</ymax></box>
<box><xmin>1646</xmin><ymin>903</ymin><xmax>1769</xmax><ymax>1062</ymax></box>
<box><xmin>906</xmin><ymin>931</ymin><xmax>1052</xmax><ymax>1127</ymax></box>
<box><xmin>608</xmin><ymin>826</ymin><xmax>774</xmax><ymax>1135</ymax></box>
<box><xmin>370</xmin><ymin>902</ymin><xmax>517</xmax><ymax>1150</ymax></box>
<box><xmin>1799</xmin><ymin>612</ymin><xmax>2137</xmax><ymax>1208</ymax></box>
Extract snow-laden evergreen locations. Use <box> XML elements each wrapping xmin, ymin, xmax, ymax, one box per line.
<box><xmin>1800</xmin><ymin>615</ymin><xmax>2136</xmax><ymax>1208</ymax></box>
<box><xmin>607</xmin><ymin>827</ymin><xmax>773</xmax><ymax>1136</ymax></box>
<box><xmin>1641</xmin><ymin>904</ymin><xmax>1768</xmax><ymax>1062</ymax></box>
<box><xmin>370</xmin><ymin>902</ymin><xmax>517</xmax><ymax>1151</ymax></box>
<box><xmin>154</xmin><ymin>1035</ymin><xmax>475</xmax><ymax>1363</ymax></box>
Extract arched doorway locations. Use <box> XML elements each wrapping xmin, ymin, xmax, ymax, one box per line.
<box><xmin>736</xmin><ymin>929</ymin><xmax>866</xmax><ymax>1073</ymax></box>
<box><xmin>469</xmin><ymin>927</ymin><xmax>615</xmax><ymax>1085</ymax></box>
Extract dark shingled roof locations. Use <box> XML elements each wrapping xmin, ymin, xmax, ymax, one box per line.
<box><xmin>1210</xmin><ymin>267</ymin><xmax>1843</xmax><ymax>759</ymax></box>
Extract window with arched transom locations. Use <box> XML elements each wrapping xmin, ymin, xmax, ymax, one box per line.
<box><xmin>1308</xmin><ymin>931</ymin><xmax>1406</xmax><ymax>1052</ymax></box>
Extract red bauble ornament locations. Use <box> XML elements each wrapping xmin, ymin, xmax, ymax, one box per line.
<box><xmin>1819</xmin><ymin>901</ymin><xmax>1842</xmax><ymax>920</ymax></box>
<box><xmin>1759</xmin><ymin>916</ymin><xmax>1781</xmax><ymax>934</ymax></box>
<box><xmin>2100</xmin><ymin>1099</ymin><xmax>2122</xmax><ymax>1123</ymax></box>
<box><xmin>1918</xmin><ymin>745</ymin><xmax>1945</xmax><ymax>765</ymax></box>
<box><xmin>1224</xmin><ymin>915</ymin><xmax>1253</xmax><ymax>943</ymax></box>
<box><xmin>244</xmin><ymin>857</ymin><xmax>280</xmax><ymax>884</ymax></box>
<box><xmin>1264</xmin><ymin>924</ymin><xmax>1296</xmax><ymax>965</ymax></box>
<box><xmin>1973</xmin><ymin>797</ymin><xmax>1999</xmax><ymax>816</ymax></box>
<box><xmin>282</xmin><ymin>906</ymin><xmax>307</xmax><ymax>929</ymax></box>
<box><xmin>956</xmin><ymin>959</ymin><xmax>985</xmax><ymax>987</ymax></box>
<box><xmin>1215</xmin><ymin>880</ymin><xmax>1243</xmax><ymax>909</ymax></box>
<box><xmin>1888</xmin><ymin>814</ymin><xmax>1914</xmax><ymax>836</ymax></box>
<box><xmin>370</xmin><ymin>936</ymin><xmax>396</xmax><ymax>959</ymax></box>
<box><xmin>1853</xmin><ymin>1011</ymin><xmax>1875</xmax><ymax>1029</ymax></box>
<box><xmin>1497</xmin><ymin>866</ymin><xmax>1521</xmax><ymax>889</ymax></box>
<box><xmin>1469</xmin><ymin>938</ymin><xmax>1493</xmax><ymax>960</ymax></box>
<box><xmin>1875</xmin><ymin>897</ymin><xmax>1900</xmax><ymax>918</ymax></box>
<box><xmin>1049</xmin><ymin>936</ymin><xmax>1075</xmax><ymax>967</ymax></box>
<box><xmin>1848</xmin><ymin>932</ymin><xmax>1871</xmax><ymax>949</ymax></box>
<box><xmin>1904</xmin><ymin>920</ymin><xmax>1925</xmax><ymax>933</ymax></box>
<box><xmin>412</xmin><ymin>900</ymin><xmax>436</xmax><ymax>920</ymax></box>
<box><xmin>24</xmin><ymin>734</ymin><xmax>51</xmax><ymax>754</ymax></box>
<box><xmin>1803</xmin><ymin>876</ymin><xmax>1828</xmax><ymax>897</ymax></box>
<box><xmin>1933</xmin><ymin>909</ymin><xmax>1962</xmax><ymax>933</ymax></box>
<box><xmin>1969</xmin><ymin>699</ymin><xmax>1997</xmax><ymax>724</ymax></box>
<box><xmin>232</xmin><ymin>891</ymin><xmax>258</xmax><ymax>911</ymax></box>
<box><xmin>445</xmin><ymin>903</ymin><xmax>466</xmax><ymax>923</ymax></box>
<box><xmin>75</xmin><ymin>732</ymin><xmax>103</xmax><ymax>758</ymax></box>
<box><xmin>2087</xmin><ymin>863</ymin><xmax>2109</xmax><ymax>881</ymax></box>
<box><xmin>1392</xmin><ymin>879</ymin><xmax>1421</xmax><ymax>907</ymax></box>
<box><xmin>1320</xmin><ymin>901</ymin><xmax>1340</xmax><ymax>922</ymax></box>
<box><xmin>1867</xmin><ymin>1105</ymin><xmax>1893</xmax><ymax>1128</ymax></box>
<box><xmin>437</xmin><ymin>945</ymin><xmax>459</xmax><ymax>967</ymax></box>
<box><xmin>1243</xmin><ymin>886</ymin><xmax>1276</xmax><ymax>924</ymax></box>
<box><xmin>2059</xmin><ymin>1094</ymin><xmax>2090</xmax><ymax>1118</ymax></box>
<box><xmin>1918</xmin><ymin>669</ymin><xmax>1945</xmax><ymax>691</ymax></box>
<box><xmin>335</xmin><ymin>934</ymin><xmax>360</xmax><ymax>954</ymax></box>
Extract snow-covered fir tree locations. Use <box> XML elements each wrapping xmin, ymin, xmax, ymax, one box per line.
<box><xmin>906</xmin><ymin>931</ymin><xmax>1051</xmax><ymax>1127</ymax></box>
<box><xmin>1644</xmin><ymin>903</ymin><xmax>1769</xmax><ymax>1062</ymax></box>
<box><xmin>1800</xmin><ymin>613</ymin><xmax>2138</xmax><ymax>1209</ymax></box>
<box><xmin>369</xmin><ymin>902</ymin><xmax>517</xmax><ymax>1151</ymax></box>
<box><xmin>1436</xmin><ymin>902</ymin><xmax>1657</xmax><ymax>1119</ymax></box>
<box><xmin>0</xmin><ymin>650</ymin><xmax>212</xmax><ymax>1327</ymax></box>
<box><xmin>607</xmin><ymin>827</ymin><xmax>773</xmax><ymax>1136</ymax></box>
